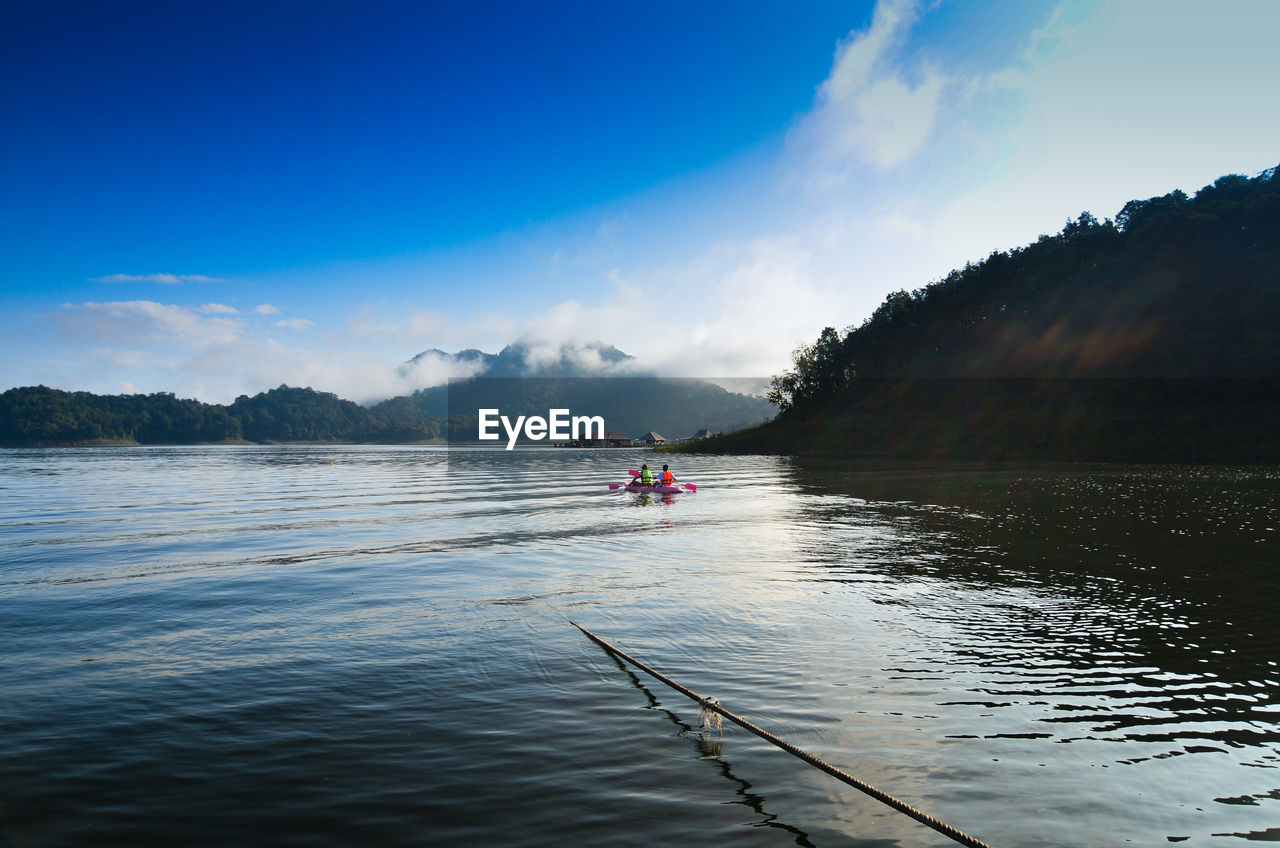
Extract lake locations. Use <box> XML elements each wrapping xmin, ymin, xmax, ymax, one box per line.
<box><xmin>1</xmin><ymin>446</ymin><xmax>1277</xmax><ymax>846</ymax></box>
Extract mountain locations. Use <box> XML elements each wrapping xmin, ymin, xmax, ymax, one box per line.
<box><xmin>684</xmin><ymin>164</ymin><xmax>1280</xmax><ymax>463</ymax></box>
<box><xmin>399</xmin><ymin>340</ymin><xmax>634</xmax><ymax>380</ymax></box>
<box><xmin>398</xmin><ymin>347</ymin><xmax>496</xmax><ymax>376</ymax></box>
<box><xmin>400</xmin><ymin>376</ymin><xmax>774</xmax><ymax>443</ymax></box>
<box><xmin>388</xmin><ymin>339</ymin><xmax>775</xmax><ymax>442</ymax></box>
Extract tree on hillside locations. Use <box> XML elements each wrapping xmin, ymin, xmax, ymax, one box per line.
<box><xmin>230</xmin><ymin>385</ymin><xmax>370</xmax><ymax>442</ymax></box>
<box><xmin>768</xmin><ymin>326</ymin><xmax>850</xmax><ymax>412</ymax></box>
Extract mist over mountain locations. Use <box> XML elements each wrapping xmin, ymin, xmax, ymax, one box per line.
<box><xmin>384</xmin><ymin>336</ymin><xmax>771</xmax><ymax>442</ymax></box>
<box><xmin>398</xmin><ymin>339</ymin><xmax>637</xmax><ymax>386</ymax></box>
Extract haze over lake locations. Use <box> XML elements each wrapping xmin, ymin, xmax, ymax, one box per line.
<box><xmin>2</xmin><ymin>446</ymin><xmax>1277</xmax><ymax>846</ymax></box>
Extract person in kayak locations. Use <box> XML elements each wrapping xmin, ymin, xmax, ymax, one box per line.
<box><xmin>659</xmin><ymin>464</ymin><xmax>676</xmax><ymax>486</ymax></box>
<box><xmin>637</xmin><ymin>463</ymin><xmax>654</xmax><ymax>485</ymax></box>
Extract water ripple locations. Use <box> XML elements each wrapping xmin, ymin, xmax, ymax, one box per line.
<box><xmin>1</xmin><ymin>448</ymin><xmax>1278</xmax><ymax>846</ymax></box>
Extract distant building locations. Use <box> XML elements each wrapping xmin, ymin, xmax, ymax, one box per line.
<box><xmin>638</xmin><ymin>431</ymin><xmax>667</xmax><ymax>445</ymax></box>
<box><xmin>690</xmin><ymin>428</ymin><xmax>714</xmax><ymax>440</ymax></box>
<box><xmin>578</xmin><ymin>429</ymin><xmax>631</xmax><ymax>448</ymax></box>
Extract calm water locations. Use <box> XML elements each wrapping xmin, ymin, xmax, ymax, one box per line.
<box><xmin>1</xmin><ymin>447</ymin><xmax>1277</xmax><ymax>847</ymax></box>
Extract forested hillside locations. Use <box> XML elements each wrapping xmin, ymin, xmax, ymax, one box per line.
<box><xmin>0</xmin><ymin>387</ymin><xmax>242</xmax><ymax>444</ymax></box>
<box><xmin>0</xmin><ymin>385</ymin><xmax>443</xmax><ymax>445</ymax></box>
<box><xmin>689</xmin><ymin>166</ymin><xmax>1280</xmax><ymax>463</ymax></box>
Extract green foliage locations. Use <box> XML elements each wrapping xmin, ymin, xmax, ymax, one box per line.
<box><xmin>229</xmin><ymin>385</ymin><xmax>368</xmax><ymax>442</ymax></box>
<box><xmin>363</xmin><ymin>395</ymin><xmax>442</xmax><ymax>442</ymax></box>
<box><xmin>0</xmin><ymin>386</ymin><xmax>242</xmax><ymax>444</ymax></box>
<box><xmin>767</xmin><ymin>326</ymin><xmax>850</xmax><ymax>412</ymax></box>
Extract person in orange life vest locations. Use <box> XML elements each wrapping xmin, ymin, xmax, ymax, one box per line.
<box><xmin>659</xmin><ymin>464</ymin><xmax>676</xmax><ymax>486</ymax></box>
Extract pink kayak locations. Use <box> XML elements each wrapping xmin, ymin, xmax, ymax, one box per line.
<box><xmin>608</xmin><ymin>471</ymin><xmax>697</xmax><ymax>493</ymax></box>
<box><xmin>624</xmin><ymin>482</ymin><xmax>685</xmax><ymax>494</ymax></box>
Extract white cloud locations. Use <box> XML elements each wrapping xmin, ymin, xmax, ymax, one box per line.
<box><xmin>33</xmin><ymin>298</ymin><xmax>528</xmax><ymax>403</ymax></box>
<box><xmin>493</xmin><ymin>234</ymin><xmax>843</xmax><ymax>382</ymax></box>
<box><xmin>346</xmin><ymin>306</ymin><xmax>447</xmax><ymax>342</ymax></box>
<box><xmin>200</xmin><ymin>303</ymin><xmax>238</xmax><ymax>315</ymax></box>
<box><xmin>91</xmin><ymin>273</ymin><xmax>225</xmax><ymax>284</ymax></box>
<box><xmin>92</xmin><ymin>348</ymin><xmax>154</xmax><ymax>367</ymax></box>
<box><xmin>224</xmin><ymin>338</ymin><xmax>491</xmax><ymax>403</ymax></box>
<box><xmin>273</xmin><ymin>318</ymin><xmax>313</xmax><ymax>331</ymax></box>
<box><xmin>56</xmin><ymin>301</ymin><xmax>242</xmax><ymax>348</ymax></box>
<box><xmin>345</xmin><ymin>304</ymin><xmax>518</xmax><ymax>354</ymax></box>
<box><xmin>253</xmin><ymin>303</ymin><xmax>279</xmax><ymax>315</ymax></box>
<box><xmin>789</xmin><ymin>0</ymin><xmax>946</xmax><ymax>179</ymax></box>
<box><xmin>395</xmin><ymin>349</ymin><xmax>491</xmax><ymax>387</ymax></box>
<box><xmin>515</xmin><ymin>321</ymin><xmax>645</xmax><ymax>377</ymax></box>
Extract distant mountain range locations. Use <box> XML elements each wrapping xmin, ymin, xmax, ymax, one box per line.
<box><xmin>390</xmin><ymin>339</ymin><xmax>773</xmax><ymax>443</ymax></box>
<box><xmin>1</xmin><ymin>339</ymin><xmax>776</xmax><ymax>445</ymax></box>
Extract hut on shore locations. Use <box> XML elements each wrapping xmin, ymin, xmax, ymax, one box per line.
<box><xmin>578</xmin><ymin>430</ymin><xmax>632</xmax><ymax>448</ymax></box>
<box><xmin>638</xmin><ymin>431</ymin><xmax>667</xmax><ymax>445</ymax></box>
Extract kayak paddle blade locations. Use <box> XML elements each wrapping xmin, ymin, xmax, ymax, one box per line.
<box><xmin>683</xmin><ymin>483</ymin><xmax>697</xmax><ymax>492</ymax></box>
<box><xmin>608</xmin><ymin>483</ymin><xmax>623</xmax><ymax>490</ymax></box>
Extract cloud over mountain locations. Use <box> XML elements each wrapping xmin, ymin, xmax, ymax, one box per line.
<box><xmin>399</xmin><ymin>338</ymin><xmax>637</xmax><ymax>384</ymax></box>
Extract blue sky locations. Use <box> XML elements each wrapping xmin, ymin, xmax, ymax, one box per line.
<box><xmin>3</xmin><ymin>0</ymin><xmax>1278</xmax><ymax>403</ymax></box>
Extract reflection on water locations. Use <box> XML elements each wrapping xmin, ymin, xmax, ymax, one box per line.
<box><xmin>0</xmin><ymin>446</ymin><xmax>1277</xmax><ymax>846</ymax></box>
<box><xmin>604</xmin><ymin>650</ymin><xmax>816</xmax><ymax>847</ymax></box>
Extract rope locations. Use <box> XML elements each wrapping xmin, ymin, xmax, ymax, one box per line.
<box><xmin>573</xmin><ymin>622</ymin><xmax>995</xmax><ymax>848</ymax></box>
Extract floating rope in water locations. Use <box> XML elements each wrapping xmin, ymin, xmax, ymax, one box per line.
<box><xmin>699</xmin><ymin>697</ymin><xmax>723</xmax><ymax>733</ymax></box>
<box><xmin>573</xmin><ymin>622</ymin><xmax>995</xmax><ymax>848</ymax></box>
